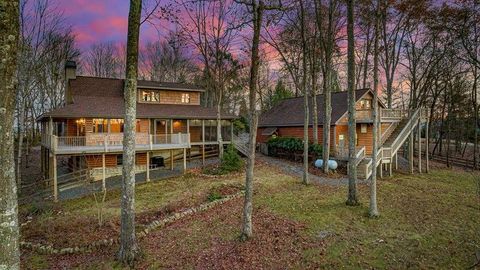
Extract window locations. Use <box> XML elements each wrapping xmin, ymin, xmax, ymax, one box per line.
<box><xmin>110</xmin><ymin>119</ymin><xmax>124</xmax><ymax>133</ymax></box>
<box><xmin>361</xmin><ymin>124</ymin><xmax>368</xmax><ymax>134</ymax></box>
<box><xmin>360</xmin><ymin>99</ymin><xmax>371</xmax><ymax>109</ymax></box>
<box><xmin>181</xmin><ymin>93</ymin><xmax>190</xmax><ymax>103</ymax></box>
<box><xmin>141</xmin><ymin>90</ymin><xmax>160</xmax><ymax>102</ymax></box>
<box><xmin>117</xmin><ymin>154</ymin><xmax>123</xmax><ymax>166</ymax></box>
<box><xmin>92</xmin><ymin>118</ymin><xmax>108</xmax><ymax>133</ymax></box>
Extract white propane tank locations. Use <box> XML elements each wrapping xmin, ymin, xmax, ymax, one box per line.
<box><xmin>314</xmin><ymin>159</ymin><xmax>338</xmax><ymax>170</ymax></box>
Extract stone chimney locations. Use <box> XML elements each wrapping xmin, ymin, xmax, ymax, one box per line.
<box><xmin>65</xmin><ymin>60</ymin><xmax>77</xmax><ymax>104</ymax></box>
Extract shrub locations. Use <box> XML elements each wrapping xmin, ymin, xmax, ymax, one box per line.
<box><xmin>207</xmin><ymin>190</ymin><xmax>223</xmax><ymax>202</ymax></box>
<box><xmin>267</xmin><ymin>137</ymin><xmax>323</xmax><ymax>156</ymax></box>
<box><xmin>220</xmin><ymin>144</ymin><xmax>244</xmax><ymax>173</ymax></box>
<box><xmin>309</xmin><ymin>143</ymin><xmax>323</xmax><ymax>156</ymax></box>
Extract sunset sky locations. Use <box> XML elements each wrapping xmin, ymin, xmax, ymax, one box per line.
<box><xmin>59</xmin><ymin>0</ymin><xmax>161</xmax><ymax>50</ymax></box>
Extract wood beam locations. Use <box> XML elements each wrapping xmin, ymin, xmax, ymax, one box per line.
<box><xmin>102</xmin><ymin>153</ymin><xmax>106</xmax><ymax>190</ymax></box>
<box><xmin>418</xmin><ymin>119</ymin><xmax>422</xmax><ymax>173</ymax></box>
<box><xmin>409</xmin><ymin>132</ymin><xmax>414</xmax><ymax>174</ymax></box>
<box><xmin>146</xmin><ymin>151</ymin><xmax>150</xmax><ymax>182</ymax></box>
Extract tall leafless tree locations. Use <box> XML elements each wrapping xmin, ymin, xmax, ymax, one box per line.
<box><xmin>84</xmin><ymin>42</ymin><xmax>124</xmax><ymax>78</ymax></box>
<box><xmin>346</xmin><ymin>0</ymin><xmax>359</xmax><ymax>206</ymax></box>
<box><xmin>0</xmin><ymin>0</ymin><xmax>20</xmax><ymax>269</ymax></box>
<box><xmin>117</xmin><ymin>0</ymin><xmax>142</xmax><ymax>266</ymax></box>
<box><xmin>369</xmin><ymin>0</ymin><xmax>380</xmax><ymax>217</ymax></box>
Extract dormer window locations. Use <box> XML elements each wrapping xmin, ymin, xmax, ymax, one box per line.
<box><xmin>181</xmin><ymin>93</ymin><xmax>190</xmax><ymax>104</ymax></box>
<box><xmin>142</xmin><ymin>90</ymin><xmax>160</xmax><ymax>102</ymax></box>
<box><xmin>359</xmin><ymin>99</ymin><xmax>371</xmax><ymax>109</ymax></box>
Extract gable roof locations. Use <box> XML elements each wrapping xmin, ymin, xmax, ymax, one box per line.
<box><xmin>37</xmin><ymin>76</ymin><xmax>235</xmax><ymax>121</ymax></box>
<box><xmin>258</xmin><ymin>88</ymin><xmax>373</xmax><ymax>127</ymax></box>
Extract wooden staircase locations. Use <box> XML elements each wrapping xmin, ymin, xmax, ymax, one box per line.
<box><xmin>357</xmin><ymin>108</ymin><xmax>423</xmax><ymax>180</ymax></box>
<box><xmin>232</xmin><ymin>134</ymin><xmax>249</xmax><ymax>156</ymax></box>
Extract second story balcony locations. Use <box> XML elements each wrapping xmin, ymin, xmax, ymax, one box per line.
<box><xmin>42</xmin><ymin>133</ymin><xmax>191</xmax><ymax>155</ymax></box>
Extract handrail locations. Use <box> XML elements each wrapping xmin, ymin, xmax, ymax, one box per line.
<box><xmin>50</xmin><ymin>133</ymin><xmax>191</xmax><ymax>153</ymax></box>
<box><xmin>389</xmin><ymin>108</ymin><xmax>421</xmax><ymax>154</ymax></box>
<box><xmin>380</xmin><ymin>122</ymin><xmax>398</xmax><ymax>144</ymax></box>
<box><xmin>381</xmin><ymin>108</ymin><xmax>409</xmax><ymax>120</ymax></box>
<box><xmin>354</xmin><ymin>146</ymin><xmax>366</xmax><ymax>166</ymax></box>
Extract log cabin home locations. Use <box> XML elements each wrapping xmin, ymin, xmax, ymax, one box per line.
<box><xmin>257</xmin><ymin>89</ymin><xmax>430</xmax><ymax>180</ymax></box>
<box><xmin>37</xmin><ymin>61</ymin><xmax>236</xmax><ymax>200</ymax></box>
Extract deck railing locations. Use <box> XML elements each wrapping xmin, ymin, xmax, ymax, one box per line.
<box><xmin>380</xmin><ymin>108</ymin><xmax>408</xmax><ymax>120</ymax></box>
<box><xmin>47</xmin><ymin>133</ymin><xmax>190</xmax><ymax>153</ymax></box>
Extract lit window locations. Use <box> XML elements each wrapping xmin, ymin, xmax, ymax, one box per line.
<box><xmin>92</xmin><ymin>118</ymin><xmax>107</xmax><ymax>133</ymax></box>
<box><xmin>181</xmin><ymin>93</ymin><xmax>190</xmax><ymax>103</ymax></box>
<box><xmin>361</xmin><ymin>124</ymin><xmax>368</xmax><ymax>133</ymax></box>
<box><xmin>142</xmin><ymin>90</ymin><xmax>159</xmax><ymax>102</ymax></box>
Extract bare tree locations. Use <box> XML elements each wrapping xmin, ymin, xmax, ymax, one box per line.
<box><xmin>0</xmin><ymin>0</ymin><xmax>20</xmax><ymax>269</ymax></box>
<box><xmin>346</xmin><ymin>0</ymin><xmax>359</xmax><ymax>206</ymax></box>
<box><xmin>117</xmin><ymin>0</ymin><xmax>142</xmax><ymax>266</ymax></box>
<box><xmin>84</xmin><ymin>42</ymin><xmax>124</xmax><ymax>78</ymax></box>
<box><xmin>299</xmin><ymin>0</ymin><xmax>310</xmax><ymax>185</ymax></box>
<box><xmin>369</xmin><ymin>0</ymin><xmax>380</xmax><ymax>217</ymax></box>
<box><xmin>140</xmin><ymin>30</ymin><xmax>195</xmax><ymax>82</ymax></box>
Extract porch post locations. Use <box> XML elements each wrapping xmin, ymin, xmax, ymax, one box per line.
<box><xmin>395</xmin><ymin>153</ymin><xmax>398</xmax><ymax>170</ymax></box>
<box><xmin>146</xmin><ymin>151</ymin><xmax>150</xmax><ymax>182</ymax></box>
<box><xmin>51</xmin><ymin>154</ymin><xmax>57</xmax><ymax>202</ymax></box>
<box><xmin>102</xmin><ymin>153</ymin><xmax>106</xmax><ymax>191</ymax></box>
<box><xmin>170</xmin><ymin>150</ymin><xmax>174</xmax><ymax>170</ymax></box>
<box><xmin>418</xmin><ymin>119</ymin><xmax>422</xmax><ymax>173</ymax></box>
<box><xmin>425</xmin><ymin>111</ymin><xmax>430</xmax><ymax>173</ymax></box>
<box><xmin>409</xmin><ymin>132</ymin><xmax>414</xmax><ymax>174</ymax></box>
<box><xmin>379</xmin><ymin>162</ymin><xmax>383</xmax><ymax>178</ymax></box>
<box><xmin>202</xmin><ymin>120</ymin><xmax>205</xmax><ymax>165</ymax></box>
<box><xmin>183</xmin><ymin>148</ymin><xmax>187</xmax><ymax>173</ymax></box>
<box><xmin>231</xmin><ymin>121</ymin><xmax>234</xmax><ymax>143</ymax></box>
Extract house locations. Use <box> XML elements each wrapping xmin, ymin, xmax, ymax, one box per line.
<box><xmin>257</xmin><ymin>89</ymin><xmax>429</xmax><ymax>179</ymax></box>
<box><xmin>38</xmin><ymin>61</ymin><xmax>236</xmax><ymax>200</ymax></box>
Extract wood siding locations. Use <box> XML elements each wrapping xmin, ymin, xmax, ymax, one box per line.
<box><xmin>258</xmin><ymin>124</ymin><xmax>376</xmax><ymax>155</ymax></box>
<box><xmin>138</xmin><ymin>89</ymin><xmax>200</xmax><ymax>105</ymax></box>
<box><xmin>85</xmin><ymin>152</ymin><xmax>148</xmax><ymax>168</ymax></box>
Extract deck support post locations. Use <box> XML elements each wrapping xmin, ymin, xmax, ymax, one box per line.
<box><xmin>170</xmin><ymin>150</ymin><xmax>174</xmax><ymax>170</ymax></box>
<box><xmin>395</xmin><ymin>153</ymin><xmax>398</xmax><ymax>170</ymax></box>
<box><xmin>418</xmin><ymin>119</ymin><xmax>422</xmax><ymax>173</ymax></box>
<box><xmin>379</xmin><ymin>162</ymin><xmax>383</xmax><ymax>178</ymax></box>
<box><xmin>146</xmin><ymin>151</ymin><xmax>150</xmax><ymax>182</ymax></box>
<box><xmin>389</xmin><ymin>162</ymin><xmax>392</xmax><ymax>176</ymax></box>
<box><xmin>425</xmin><ymin>112</ymin><xmax>429</xmax><ymax>173</ymax></box>
<box><xmin>202</xmin><ymin>120</ymin><xmax>205</xmax><ymax>165</ymax></box>
<box><xmin>183</xmin><ymin>148</ymin><xmax>187</xmax><ymax>173</ymax></box>
<box><xmin>409</xmin><ymin>132</ymin><xmax>414</xmax><ymax>174</ymax></box>
<box><xmin>50</xmin><ymin>154</ymin><xmax>57</xmax><ymax>202</ymax></box>
<box><xmin>102</xmin><ymin>153</ymin><xmax>106</xmax><ymax>191</ymax></box>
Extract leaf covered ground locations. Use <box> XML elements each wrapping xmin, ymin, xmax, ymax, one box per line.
<box><xmin>21</xmin><ymin>161</ymin><xmax>480</xmax><ymax>269</ymax></box>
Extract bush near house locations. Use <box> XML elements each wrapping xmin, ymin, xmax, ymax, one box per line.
<box><xmin>267</xmin><ymin>137</ymin><xmax>322</xmax><ymax>161</ymax></box>
<box><xmin>202</xmin><ymin>144</ymin><xmax>244</xmax><ymax>175</ymax></box>
<box><xmin>220</xmin><ymin>144</ymin><xmax>244</xmax><ymax>173</ymax></box>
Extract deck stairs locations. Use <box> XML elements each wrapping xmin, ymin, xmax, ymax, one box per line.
<box><xmin>233</xmin><ymin>133</ymin><xmax>249</xmax><ymax>156</ymax></box>
<box><xmin>356</xmin><ymin>108</ymin><xmax>423</xmax><ymax>180</ymax></box>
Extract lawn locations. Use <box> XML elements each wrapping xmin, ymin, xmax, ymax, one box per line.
<box><xmin>20</xmin><ymin>161</ymin><xmax>480</xmax><ymax>269</ymax></box>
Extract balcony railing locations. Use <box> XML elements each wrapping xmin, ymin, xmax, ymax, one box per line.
<box><xmin>43</xmin><ymin>132</ymin><xmax>190</xmax><ymax>154</ymax></box>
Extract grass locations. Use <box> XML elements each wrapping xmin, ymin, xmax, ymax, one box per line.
<box><xmin>21</xmin><ymin>164</ymin><xmax>480</xmax><ymax>269</ymax></box>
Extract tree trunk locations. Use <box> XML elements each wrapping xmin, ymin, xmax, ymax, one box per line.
<box><xmin>369</xmin><ymin>0</ymin><xmax>380</xmax><ymax>218</ymax></box>
<box><xmin>322</xmin><ymin>62</ymin><xmax>332</xmax><ymax>174</ymax></box>
<box><xmin>241</xmin><ymin>0</ymin><xmax>263</xmax><ymax>241</ymax></box>
<box><xmin>299</xmin><ymin>0</ymin><xmax>310</xmax><ymax>185</ymax></box>
<box><xmin>117</xmin><ymin>0</ymin><xmax>141</xmax><ymax>266</ymax></box>
<box><xmin>0</xmin><ymin>1</ymin><xmax>20</xmax><ymax>269</ymax></box>
<box><xmin>16</xmin><ymin>98</ymin><xmax>24</xmax><ymax>186</ymax></box>
<box><xmin>346</xmin><ymin>0</ymin><xmax>359</xmax><ymax>206</ymax></box>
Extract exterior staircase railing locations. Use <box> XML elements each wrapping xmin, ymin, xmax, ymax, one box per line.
<box><xmin>361</xmin><ymin>107</ymin><xmax>422</xmax><ymax>180</ymax></box>
<box><xmin>232</xmin><ymin>134</ymin><xmax>249</xmax><ymax>156</ymax></box>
